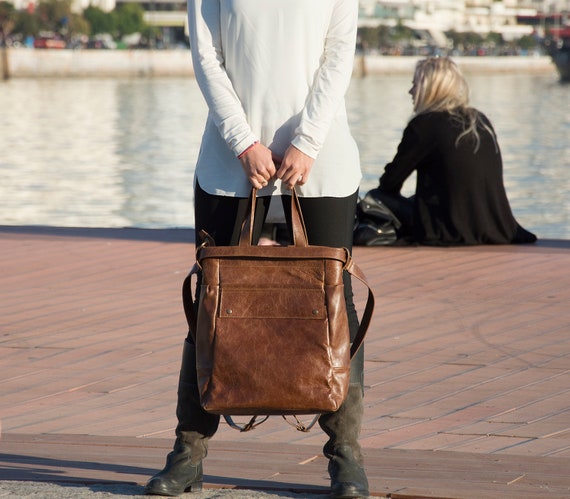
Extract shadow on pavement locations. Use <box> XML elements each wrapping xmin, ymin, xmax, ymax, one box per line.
<box><xmin>0</xmin><ymin>225</ymin><xmax>196</xmax><ymax>244</ymax></box>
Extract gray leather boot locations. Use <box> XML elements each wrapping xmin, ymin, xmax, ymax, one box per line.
<box><xmin>319</xmin><ymin>348</ymin><xmax>369</xmax><ymax>499</ymax></box>
<box><xmin>145</xmin><ymin>340</ymin><xmax>219</xmax><ymax>496</ymax></box>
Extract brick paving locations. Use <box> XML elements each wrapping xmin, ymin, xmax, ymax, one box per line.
<box><xmin>1</xmin><ymin>226</ymin><xmax>569</xmax><ymax>498</ymax></box>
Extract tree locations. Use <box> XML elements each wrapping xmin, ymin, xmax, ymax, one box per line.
<box><xmin>35</xmin><ymin>0</ymin><xmax>73</xmax><ymax>33</ymax></box>
<box><xmin>0</xmin><ymin>1</ymin><xmax>16</xmax><ymax>44</ymax></box>
<box><xmin>485</xmin><ymin>31</ymin><xmax>504</xmax><ymax>47</ymax></box>
<box><xmin>32</xmin><ymin>0</ymin><xmax>89</xmax><ymax>40</ymax></box>
<box><xmin>0</xmin><ymin>1</ymin><xmax>16</xmax><ymax>79</ymax></box>
<box><xmin>391</xmin><ymin>21</ymin><xmax>415</xmax><ymax>43</ymax></box>
<box><xmin>84</xmin><ymin>5</ymin><xmax>114</xmax><ymax>35</ymax></box>
<box><xmin>357</xmin><ymin>24</ymin><xmax>391</xmax><ymax>52</ymax></box>
<box><xmin>518</xmin><ymin>34</ymin><xmax>538</xmax><ymax>51</ymax></box>
<box><xmin>68</xmin><ymin>12</ymin><xmax>90</xmax><ymax>38</ymax></box>
<box><xmin>13</xmin><ymin>10</ymin><xmax>40</xmax><ymax>38</ymax></box>
<box><xmin>113</xmin><ymin>3</ymin><xmax>146</xmax><ymax>38</ymax></box>
<box><xmin>445</xmin><ymin>30</ymin><xmax>484</xmax><ymax>53</ymax></box>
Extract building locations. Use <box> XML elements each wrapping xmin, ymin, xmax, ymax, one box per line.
<box><xmin>115</xmin><ymin>0</ymin><xmax>187</xmax><ymax>46</ymax></box>
<box><xmin>359</xmin><ymin>0</ymin><xmax>569</xmax><ymax>40</ymax></box>
<box><xmin>6</xmin><ymin>0</ymin><xmax>569</xmax><ymax>46</ymax></box>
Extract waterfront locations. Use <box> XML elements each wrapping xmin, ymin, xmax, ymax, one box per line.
<box><xmin>0</xmin><ymin>72</ymin><xmax>569</xmax><ymax>239</ymax></box>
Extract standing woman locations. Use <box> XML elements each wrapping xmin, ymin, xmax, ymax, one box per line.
<box><xmin>145</xmin><ymin>1</ymin><xmax>369</xmax><ymax>498</ymax></box>
<box><xmin>367</xmin><ymin>56</ymin><xmax>536</xmax><ymax>246</ymax></box>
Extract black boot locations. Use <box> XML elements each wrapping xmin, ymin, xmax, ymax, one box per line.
<box><xmin>145</xmin><ymin>340</ymin><xmax>219</xmax><ymax>496</ymax></box>
<box><xmin>145</xmin><ymin>433</ymin><xmax>205</xmax><ymax>496</ymax></box>
<box><xmin>319</xmin><ymin>348</ymin><xmax>369</xmax><ymax>499</ymax></box>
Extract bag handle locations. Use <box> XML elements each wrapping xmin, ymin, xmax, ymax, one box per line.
<box><xmin>186</xmin><ymin>187</ymin><xmax>311</xmax><ymax>340</ymax></box>
<box><xmin>239</xmin><ymin>187</ymin><xmax>308</xmax><ymax>247</ymax></box>
<box><xmin>224</xmin><ymin>414</ymin><xmax>320</xmax><ymax>433</ymax></box>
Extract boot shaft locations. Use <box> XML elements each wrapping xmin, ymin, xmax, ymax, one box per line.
<box><xmin>175</xmin><ymin>339</ymin><xmax>220</xmax><ymax>439</ymax></box>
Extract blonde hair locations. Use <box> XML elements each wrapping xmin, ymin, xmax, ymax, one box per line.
<box><xmin>412</xmin><ymin>57</ymin><xmax>495</xmax><ymax>152</ymax></box>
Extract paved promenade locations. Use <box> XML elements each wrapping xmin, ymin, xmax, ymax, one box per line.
<box><xmin>1</xmin><ymin>225</ymin><xmax>569</xmax><ymax>498</ymax></box>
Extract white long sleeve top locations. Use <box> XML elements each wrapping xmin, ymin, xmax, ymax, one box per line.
<box><xmin>187</xmin><ymin>0</ymin><xmax>361</xmax><ymax>198</ymax></box>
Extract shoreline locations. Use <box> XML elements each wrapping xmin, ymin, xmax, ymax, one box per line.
<box><xmin>355</xmin><ymin>53</ymin><xmax>558</xmax><ymax>77</ymax></box>
<box><xmin>1</xmin><ymin>48</ymin><xmax>558</xmax><ymax>78</ymax></box>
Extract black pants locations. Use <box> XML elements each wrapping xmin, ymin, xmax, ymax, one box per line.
<box><xmin>191</xmin><ymin>182</ymin><xmax>362</xmax><ymax>383</ymax></box>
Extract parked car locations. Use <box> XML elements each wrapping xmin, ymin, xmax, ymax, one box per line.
<box><xmin>33</xmin><ymin>36</ymin><xmax>66</xmax><ymax>49</ymax></box>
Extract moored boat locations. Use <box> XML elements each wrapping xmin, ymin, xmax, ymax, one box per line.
<box><xmin>546</xmin><ymin>26</ymin><xmax>570</xmax><ymax>82</ymax></box>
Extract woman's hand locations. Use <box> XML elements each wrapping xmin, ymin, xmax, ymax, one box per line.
<box><xmin>239</xmin><ymin>143</ymin><xmax>277</xmax><ymax>189</ymax></box>
<box><xmin>276</xmin><ymin>145</ymin><xmax>314</xmax><ymax>189</ymax></box>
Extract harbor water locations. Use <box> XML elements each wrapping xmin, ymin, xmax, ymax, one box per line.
<box><xmin>1</xmin><ymin>73</ymin><xmax>568</xmax><ymax>239</ymax></box>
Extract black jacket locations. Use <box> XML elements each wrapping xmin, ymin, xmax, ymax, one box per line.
<box><xmin>379</xmin><ymin>111</ymin><xmax>536</xmax><ymax>245</ymax></box>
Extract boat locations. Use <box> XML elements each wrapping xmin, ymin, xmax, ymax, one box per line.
<box><xmin>546</xmin><ymin>26</ymin><xmax>570</xmax><ymax>82</ymax></box>
<box><xmin>517</xmin><ymin>10</ymin><xmax>570</xmax><ymax>83</ymax></box>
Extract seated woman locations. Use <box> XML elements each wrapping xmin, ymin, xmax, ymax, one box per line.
<box><xmin>358</xmin><ymin>56</ymin><xmax>536</xmax><ymax>246</ymax></box>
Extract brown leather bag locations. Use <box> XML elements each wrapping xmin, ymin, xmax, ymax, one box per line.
<box><xmin>183</xmin><ymin>188</ymin><xmax>374</xmax><ymax>425</ymax></box>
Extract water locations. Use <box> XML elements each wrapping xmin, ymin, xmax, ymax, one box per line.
<box><xmin>1</xmin><ymin>73</ymin><xmax>569</xmax><ymax>239</ymax></box>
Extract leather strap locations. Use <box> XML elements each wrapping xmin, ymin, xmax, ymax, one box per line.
<box><xmin>239</xmin><ymin>188</ymin><xmax>308</xmax><ymax>247</ymax></box>
<box><xmin>345</xmin><ymin>254</ymin><xmax>375</xmax><ymax>359</ymax></box>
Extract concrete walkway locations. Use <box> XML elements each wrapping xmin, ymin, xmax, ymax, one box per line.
<box><xmin>1</xmin><ymin>226</ymin><xmax>569</xmax><ymax>498</ymax></box>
